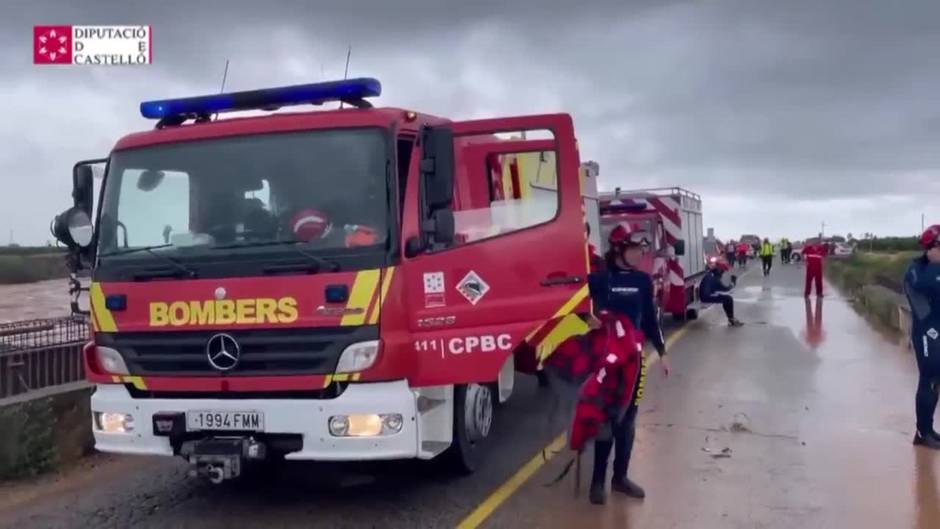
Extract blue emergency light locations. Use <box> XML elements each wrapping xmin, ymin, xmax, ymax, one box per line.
<box><xmin>139</xmin><ymin>78</ymin><xmax>382</xmax><ymax>120</ymax></box>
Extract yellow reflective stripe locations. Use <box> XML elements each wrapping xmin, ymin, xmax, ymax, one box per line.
<box><xmin>341</xmin><ymin>269</ymin><xmax>381</xmax><ymax>326</ymax></box>
<box><xmin>536</xmin><ymin>313</ymin><xmax>590</xmax><ymax>362</ymax></box>
<box><xmin>368</xmin><ymin>267</ymin><xmax>396</xmax><ymax>325</ymax></box>
<box><xmin>525</xmin><ymin>284</ymin><xmax>591</xmax><ymax>342</ymax></box>
<box><xmin>122</xmin><ymin>376</ymin><xmax>147</xmax><ymax>390</ymax></box>
<box><xmin>89</xmin><ymin>283</ymin><xmax>117</xmax><ymax>332</ymax></box>
<box><xmin>552</xmin><ymin>284</ymin><xmax>589</xmax><ymax>318</ymax></box>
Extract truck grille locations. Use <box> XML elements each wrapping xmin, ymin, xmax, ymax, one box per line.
<box><xmin>96</xmin><ymin>326</ymin><xmax>377</xmax><ymax>376</ymax></box>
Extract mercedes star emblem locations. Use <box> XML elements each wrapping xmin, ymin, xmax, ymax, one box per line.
<box><xmin>206</xmin><ymin>333</ymin><xmax>240</xmax><ymax>371</ymax></box>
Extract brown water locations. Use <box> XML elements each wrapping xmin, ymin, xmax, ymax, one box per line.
<box><xmin>0</xmin><ymin>279</ymin><xmax>72</xmax><ymax>323</ymax></box>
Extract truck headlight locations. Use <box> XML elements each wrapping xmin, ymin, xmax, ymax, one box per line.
<box><xmin>95</xmin><ymin>412</ymin><xmax>134</xmax><ymax>433</ymax></box>
<box><xmin>328</xmin><ymin>413</ymin><xmax>403</xmax><ymax>437</ymax></box>
<box><xmin>96</xmin><ymin>346</ymin><xmax>129</xmax><ymax>375</ymax></box>
<box><xmin>335</xmin><ymin>340</ymin><xmax>379</xmax><ymax>373</ymax></box>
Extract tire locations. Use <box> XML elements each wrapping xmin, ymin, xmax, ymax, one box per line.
<box><xmin>444</xmin><ymin>384</ymin><xmax>494</xmax><ymax>474</ymax></box>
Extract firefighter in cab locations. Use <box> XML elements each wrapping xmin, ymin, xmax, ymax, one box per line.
<box><xmin>904</xmin><ymin>225</ymin><xmax>940</xmax><ymax>449</ymax></box>
<box><xmin>586</xmin><ymin>222</ymin><xmax>669</xmax><ymax>505</ymax></box>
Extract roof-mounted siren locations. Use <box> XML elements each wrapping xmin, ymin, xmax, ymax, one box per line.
<box><xmin>140</xmin><ymin>77</ymin><xmax>382</xmax><ymax>128</ymax></box>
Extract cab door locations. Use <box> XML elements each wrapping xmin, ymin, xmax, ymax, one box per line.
<box><xmin>401</xmin><ymin>114</ymin><xmax>588</xmax><ymax>387</ymax></box>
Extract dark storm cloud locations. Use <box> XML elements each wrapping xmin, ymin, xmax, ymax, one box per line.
<box><xmin>2</xmin><ymin>0</ymin><xmax>939</xmax><ymax>243</ymax></box>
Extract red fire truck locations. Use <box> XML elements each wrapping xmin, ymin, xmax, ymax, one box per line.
<box><xmin>597</xmin><ymin>187</ymin><xmax>705</xmax><ymax>320</ymax></box>
<box><xmin>50</xmin><ymin>78</ymin><xmax>599</xmax><ymax>482</ymax></box>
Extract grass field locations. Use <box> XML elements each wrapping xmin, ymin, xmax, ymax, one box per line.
<box><xmin>0</xmin><ymin>248</ymin><xmax>68</xmax><ymax>284</ymax></box>
<box><xmin>827</xmin><ymin>252</ymin><xmax>916</xmax><ymax>294</ymax></box>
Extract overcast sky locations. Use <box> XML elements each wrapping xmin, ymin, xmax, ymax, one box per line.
<box><xmin>3</xmin><ymin>0</ymin><xmax>939</xmax><ymax>244</ymax></box>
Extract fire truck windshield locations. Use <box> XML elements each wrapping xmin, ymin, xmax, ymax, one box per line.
<box><xmin>95</xmin><ymin>128</ymin><xmax>391</xmax><ymax>279</ymax></box>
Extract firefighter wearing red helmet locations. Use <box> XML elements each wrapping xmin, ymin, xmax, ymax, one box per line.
<box><xmin>903</xmin><ymin>224</ymin><xmax>940</xmax><ymax>449</ymax></box>
<box><xmin>699</xmin><ymin>257</ymin><xmax>743</xmax><ymax>327</ymax></box>
<box><xmin>580</xmin><ymin>221</ymin><xmax>668</xmax><ymax>505</ymax></box>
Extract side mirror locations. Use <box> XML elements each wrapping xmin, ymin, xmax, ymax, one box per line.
<box><xmin>51</xmin><ymin>207</ymin><xmax>94</xmax><ymax>249</ymax></box>
<box><xmin>404</xmin><ymin>236</ymin><xmax>424</xmax><ymax>258</ymax></box>
<box><xmin>674</xmin><ymin>239</ymin><xmax>686</xmax><ymax>256</ymax></box>
<box><xmin>73</xmin><ymin>163</ymin><xmax>96</xmax><ymax>215</ymax></box>
<box><xmin>420</xmin><ymin>126</ymin><xmax>455</xmax><ymax>210</ymax></box>
<box><xmin>430</xmin><ymin>208</ymin><xmax>454</xmax><ymax>247</ymax></box>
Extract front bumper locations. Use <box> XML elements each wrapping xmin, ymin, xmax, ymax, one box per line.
<box><xmin>91</xmin><ymin>380</ymin><xmax>419</xmax><ymax>461</ymax></box>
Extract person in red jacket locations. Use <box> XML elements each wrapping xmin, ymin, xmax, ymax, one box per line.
<box><xmin>543</xmin><ymin>311</ymin><xmax>643</xmax><ymax>505</ymax></box>
<box><xmin>804</xmin><ymin>234</ymin><xmax>825</xmax><ymax>297</ymax></box>
<box><xmin>736</xmin><ymin>241</ymin><xmax>750</xmax><ymax>269</ymax></box>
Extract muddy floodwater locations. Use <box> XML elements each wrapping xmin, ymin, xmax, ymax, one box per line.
<box><xmin>0</xmin><ymin>279</ymin><xmax>72</xmax><ymax>323</ymax></box>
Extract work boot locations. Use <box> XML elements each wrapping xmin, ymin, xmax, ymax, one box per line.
<box><xmin>589</xmin><ymin>483</ymin><xmax>606</xmax><ymax>505</ymax></box>
<box><xmin>611</xmin><ymin>477</ymin><xmax>646</xmax><ymax>499</ymax></box>
<box><xmin>913</xmin><ymin>431</ymin><xmax>940</xmax><ymax>449</ymax></box>
<box><xmin>728</xmin><ymin>319</ymin><xmax>744</xmax><ymax>327</ymax></box>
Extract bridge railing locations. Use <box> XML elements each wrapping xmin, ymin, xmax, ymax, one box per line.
<box><xmin>0</xmin><ymin>316</ymin><xmax>89</xmax><ymax>399</ymax></box>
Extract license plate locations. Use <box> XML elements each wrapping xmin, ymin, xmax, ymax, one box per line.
<box><xmin>186</xmin><ymin>410</ymin><xmax>264</xmax><ymax>432</ymax></box>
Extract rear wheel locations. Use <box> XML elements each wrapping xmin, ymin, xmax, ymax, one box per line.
<box><xmin>444</xmin><ymin>383</ymin><xmax>494</xmax><ymax>474</ymax></box>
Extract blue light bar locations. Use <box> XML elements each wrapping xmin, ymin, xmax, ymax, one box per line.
<box><xmin>140</xmin><ymin>78</ymin><xmax>381</xmax><ymax>120</ymax></box>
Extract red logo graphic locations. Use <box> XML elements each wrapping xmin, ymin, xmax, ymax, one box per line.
<box><xmin>34</xmin><ymin>26</ymin><xmax>73</xmax><ymax>64</ymax></box>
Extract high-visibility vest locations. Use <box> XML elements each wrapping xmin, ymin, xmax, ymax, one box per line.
<box><xmin>759</xmin><ymin>243</ymin><xmax>773</xmax><ymax>256</ymax></box>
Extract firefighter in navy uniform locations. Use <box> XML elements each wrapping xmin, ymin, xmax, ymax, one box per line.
<box><xmin>904</xmin><ymin>225</ymin><xmax>940</xmax><ymax>449</ymax></box>
<box><xmin>586</xmin><ymin>222</ymin><xmax>670</xmax><ymax>505</ymax></box>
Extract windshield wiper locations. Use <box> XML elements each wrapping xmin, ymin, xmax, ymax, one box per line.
<box><xmin>211</xmin><ymin>240</ymin><xmax>340</xmax><ymax>272</ymax></box>
<box><xmin>100</xmin><ymin>244</ymin><xmax>198</xmax><ymax>279</ymax></box>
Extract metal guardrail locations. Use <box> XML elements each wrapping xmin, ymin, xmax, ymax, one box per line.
<box><xmin>0</xmin><ymin>316</ymin><xmax>89</xmax><ymax>399</ymax></box>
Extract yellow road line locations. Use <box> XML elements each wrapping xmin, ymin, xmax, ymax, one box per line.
<box><xmin>456</xmin><ymin>323</ymin><xmax>694</xmax><ymax>529</ymax></box>
<box><xmin>456</xmin><ymin>434</ymin><xmax>567</xmax><ymax>529</ymax></box>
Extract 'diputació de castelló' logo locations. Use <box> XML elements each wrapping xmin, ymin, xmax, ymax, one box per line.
<box><xmin>34</xmin><ymin>26</ymin><xmax>73</xmax><ymax>64</ymax></box>
<box><xmin>33</xmin><ymin>25</ymin><xmax>152</xmax><ymax>66</ymax></box>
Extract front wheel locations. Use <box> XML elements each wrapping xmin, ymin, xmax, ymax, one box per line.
<box><xmin>444</xmin><ymin>384</ymin><xmax>494</xmax><ymax>474</ymax></box>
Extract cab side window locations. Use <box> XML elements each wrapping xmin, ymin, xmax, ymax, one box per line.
<box><xmin>451</xmin><ymin>147</ymin><xmax>559</xmax><ymax>245</ymax></box>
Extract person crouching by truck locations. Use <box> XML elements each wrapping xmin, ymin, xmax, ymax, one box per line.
<box><xmin>583</xmin><ymin>221</ymin><xmax>670</xmax><ymax>505</ymax></box>
<box><xmin>904</xmin><ymin>225</ymin><xmax>940</xmax><ymax>449</ymax></box>
<box><xmin>700</xmin><ymin>259</ymin><xmax>744</xmax><ymax>327</ymax></box>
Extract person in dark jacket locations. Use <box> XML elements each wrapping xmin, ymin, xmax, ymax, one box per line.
<box><xmin>700</xmin><ymin>259</ymin><xmax>744</xmax><ymax>327</ymax></box>
<box><xmin>725</xmin><ymin>240</ymin><xmax>737</xmax><ymax>268</ymax></box>
<box><xmin>904</xmin><ymin>225</ymin><xmax>940</xmax><ymax>449</ymax></box>
<box><xmin>586</xmin><ymin>222</ymin><xmax>669</xmax><ymax>505</ymax></box>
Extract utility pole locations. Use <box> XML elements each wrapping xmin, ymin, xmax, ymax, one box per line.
<box><xmin>820</xmin><ymin>221</ymin><xmax>825</xmax><ymax>238</ymax></box>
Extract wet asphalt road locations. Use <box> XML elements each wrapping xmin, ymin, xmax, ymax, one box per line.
<box><xmin>0</xmin><ymin>355</ymin><xmax>572</xmax><ymax>528</ymax></box>
<box><xmin>487</xmin><ymin>260</ymin><xmax>940</xmax><ymax>529</ymax></box>
<box><xmin>3</xmin><ymin>260</ymin><xmax>937</xmax><ymax>529</ymax></box>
